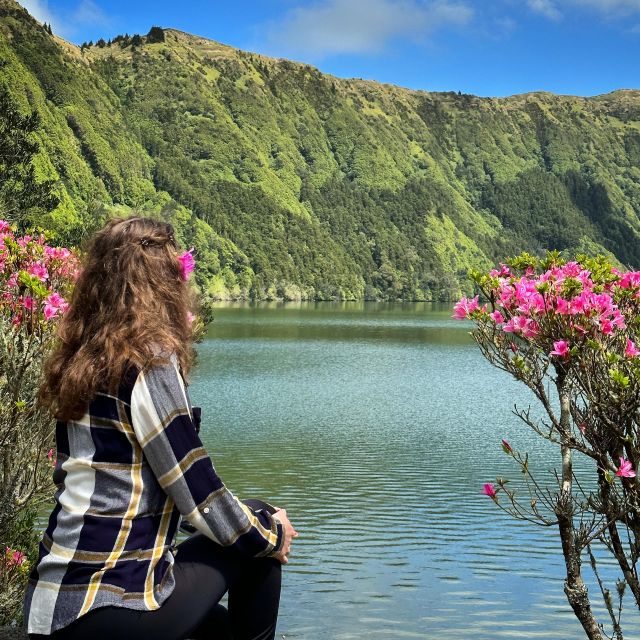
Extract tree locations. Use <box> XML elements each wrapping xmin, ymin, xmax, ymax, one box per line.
<box><xmin>458</xmin><ymin>251</ymin><xmax>640</xmax><ymax>639</ymax></box>
<box><xmin>0</xmin><ymin>85</ymin><xmax>59</xmax><ymax>227</ymax></box>
<box><xmin>146</xmin><ymin>26</ymin><xmax>165</xmax><ymax>43</ymax></box>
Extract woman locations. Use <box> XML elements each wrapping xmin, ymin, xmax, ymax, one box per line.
<box><xmin>24</xmin><ymin>216</ymin><xmax>297</xmax><ymax>640</ymax></box>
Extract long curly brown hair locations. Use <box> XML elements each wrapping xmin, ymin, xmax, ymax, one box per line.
<box><xmin>40</xmin><ymin>216</ymin><xmax>196</xmax><ymax>421</ymax></box>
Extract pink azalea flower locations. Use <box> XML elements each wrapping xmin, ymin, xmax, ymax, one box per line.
<box><xmin>452</xmin><ymin>296</ymin><xmax>480</xmax><ymax>320</ymax></box>
<box><xmin>615</xmin><ymin>457</ymin><xmax>636</xmax><ymax>479</ymax></box>
<box><xmin>600</xmin><ymin>319</ymin><xmax>614</xmax><ymax>335</ymax></box>
<box><xmin>593</xmin><ymin>294</ymin><xmax>614</xmax><ymax>315</ymax></box>
<box><xmin>569</xmin><ymin>294</ymin><xmax>588</xmax><ymax>315</ymax></box>
<box><xmin>4</xmin><ymin>547</ymin><xmax>26</xmax><ymax>567</ymax></box>
<box><xmin>483</xmin><ymin>483</ymin><xmax>497</xmax><ymax>499</ymax></box>
<box><xmin>504</xmin><ymin>315</ymin><xmax>528</xmax><ymax>334</ymax></box>
<box><xmin>490</xmin><ymin>264</ymin><xmax>511</xmax><ymax>278</ymax></box>
<box><xmin>43</xmin><ymin>304</ymin><xmax>59</xmax><ymax>320</ymax></box>
<box><xmin>178</xmin><ymin>249</ymin><xmax>195</xmax><ymax>280</ymax></box>
<box><xmin>490</xmin><ymin>310</ymin><xmax>504</xmax><ymax>324</ymax></box>
<box><xmin>521</xmin><ymin>319</ymin><xmax>540</xmax><ymax>338</ymax></box>
<box><xmin>555</xmin><ymin>298</ymin><xmax>571</xmax><ymax>315</ymax></box>
<box><xmin>0</xmin><ymin>220</ymin><xmax>10</xmax><ymax>233</ymax></box>
<box><xmin>45</xmin><ymin>246</ymin><xmax>71</xmax><ymax>261</ymax></box>
<box><xmin>577</xmin><ymin>270</ymin><xmax>593</xmax><ymax>287</ymax></box>
<box><xmin>22</xmin><ymin>295</ymin><xmax>36</xmax><ymax>311</ymax></box>
<box><xmin>550</xmin><ymin>340</ymin><xmax>570</xmax><ymax>358</ymax></box>
<box><xmin>46</xmin><ymin>292</ymin><xmax>64</xmax><ymax>307</ymax></box>
<box><xmin>612</xmin><ymin>310</ymin><xmax>626</xmax><ymax>330</ymax></box>
<box><xmin>27</xmin><ymin>261</ymin><xmax>48</xmax><ymax>282</ymax></box>
<box><xmin>625</xmin><ymin>339</ymin><xmax>640</xmax><ymax>359</ymax></box>
<box><xmin>186</xmin><ymin>312</ymin><xmax>196</xmax><ymax>325</ymax></box>
<box><xmin>43</xmin><ymin>293</ymin><xmax>69</xmax><ymax>318</ymax></box>
<box><xmin>563</xmin><ymin>262</ymin><xmax>581</xmax><ymax>277</ymax></box>
<box><xmin>531</xmin><ymin>294</ymin><xmax>546</xmax><ymax>313</ymax></box>
<box><xmin>618</xmin><ymin>271</ymin><xmax>640</xmax><ymax>289</ymax></box>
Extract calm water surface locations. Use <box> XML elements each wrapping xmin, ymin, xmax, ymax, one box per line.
<box><xmin>189</xmin><ymin>302</ymin><xmax>639</xmax><ymax>640</ymax></box>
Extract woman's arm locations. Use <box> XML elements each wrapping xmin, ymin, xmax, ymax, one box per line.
<box><xmin>130</xmin><ymin>355</ymin><xmax>284</xmax><ymax>557</ymax></box>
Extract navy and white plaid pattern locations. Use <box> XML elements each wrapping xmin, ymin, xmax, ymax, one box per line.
<box><xmin>24</xmin><ymin>356</ymin><xmax>283</xmax><ymax>635</ymax></box>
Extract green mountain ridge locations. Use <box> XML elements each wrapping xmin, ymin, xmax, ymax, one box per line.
<box><xmin>1</xmin><ymin>0</ymin><xmax>640</xmax><ymax>300</ymax></box>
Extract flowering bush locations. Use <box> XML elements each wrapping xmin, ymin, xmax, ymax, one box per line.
<box><xmin>456</xmin><ymin>251</ymin><xmax>640</xmax><ymax>640</ymax></box>
<box><xmin>0</xmin><ymin>546</ymin><xmax>30</xmax><ymax>624</ymax></box>
<box><xmin>0</xmin><ymin>221</ymin><xmax>79</xmax><ymax>625</ymax></box>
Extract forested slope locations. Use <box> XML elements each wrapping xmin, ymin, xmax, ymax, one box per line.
<box><xmin>1</xmin><ymin>0</ymin><xmax>639</xmax><ymax>300</ymax></box>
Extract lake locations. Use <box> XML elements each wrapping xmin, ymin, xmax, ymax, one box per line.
<box><xmin>189</xmin><ymin>302</ymin><xmax>638</xmax><ymax>640</ymax></box>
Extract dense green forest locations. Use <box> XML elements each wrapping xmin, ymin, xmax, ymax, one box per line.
<box><xmin>1</xmin><ymin>0</ymin><xmax>639</xmax><ymax>300</ymax></box>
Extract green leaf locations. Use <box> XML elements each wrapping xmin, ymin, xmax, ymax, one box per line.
<box><xmin>609</xmin><ymin>368</ymin><xmax>630</xmax><ymax>387</ymax></box>
<box><xmin>17</xmin><ymin>271</ymin><xmax>48</xmax><ymax>298</ymax></box>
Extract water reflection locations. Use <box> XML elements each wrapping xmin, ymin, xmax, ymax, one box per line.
<box><xmin>188</xmin><ymin>302</ymin><xmax>636</xmax><ymax>639</ymax></box>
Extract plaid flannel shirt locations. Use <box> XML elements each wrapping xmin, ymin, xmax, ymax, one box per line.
<box><xmin>24</xmin><ymin>355</ymin><xmax>283</xmax><ymax>636</ymax></box>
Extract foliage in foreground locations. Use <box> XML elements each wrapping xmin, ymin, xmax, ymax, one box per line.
<box><xmin>457</xmin><ymin>252</ymin><xmax>640</xmax><ymax>639</ymax></box>
<box><xmin>0</xmin><ymin>222</ymin><xmax>79</xmax><ymax>625</ymax></box>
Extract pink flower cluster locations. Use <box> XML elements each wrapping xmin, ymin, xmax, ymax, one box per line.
<box><xmin>454</xmin><ymin>259</ymin><xmax>639</xmax><ymax>359</ymax></box>
<box><xmin>3</xmin><ymin>546</ymin><xmax>26</xmax><ymax>568</ymax></box>
<box><xmin>0</xmin><ymin>222</ymin><xmax>78</xmax><ymax>327</ymax></box>
<box><xmin>452</xmin><ymin>295</ymin><xmax>486</xmax><ymax>319</ymax></box>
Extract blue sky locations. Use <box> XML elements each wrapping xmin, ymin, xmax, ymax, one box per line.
<box><xmin>18</xmin><ymin>0</ymin><xmax>640</xmax><ymax>97</ymax></box>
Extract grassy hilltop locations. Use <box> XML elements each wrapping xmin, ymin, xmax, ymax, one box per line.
<box><xmin>1</xmin><ymin>0</ymin><xmax>640</xmax><ymax>300</ymax></box>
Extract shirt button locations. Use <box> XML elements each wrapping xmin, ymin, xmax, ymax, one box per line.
<box><xmin>203</xmin><ymin>507</ymin><xmax>210</xmax><ymax>514</ymax></box>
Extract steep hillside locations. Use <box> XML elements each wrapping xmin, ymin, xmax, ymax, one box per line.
<box><xmin>1</xmin><ymin>0</ymin><xmax>639</xmax><ymax>300</ymax></box>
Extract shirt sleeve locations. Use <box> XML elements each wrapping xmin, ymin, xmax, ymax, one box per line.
<box><xmin>129</xmin><ymin>355</ymin><xmax>283</xmax><ymax>557</ymax></box>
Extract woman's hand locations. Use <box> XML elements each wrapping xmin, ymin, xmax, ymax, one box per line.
<box><xmin>271</xmin><ymin>508</ymin><xmax>299</xmax><ymax>564</ymax></box>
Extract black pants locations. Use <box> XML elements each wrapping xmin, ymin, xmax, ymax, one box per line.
<box><xmin>29</xmin><ymin>501</ymin><xmax>282</xmax><ymax>640</ymax></box>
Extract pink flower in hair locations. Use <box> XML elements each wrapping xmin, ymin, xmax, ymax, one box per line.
<box><xmin>178</xmin><ymin>249</ymin><xmax>195</xmax><ymax>280</ymax></box>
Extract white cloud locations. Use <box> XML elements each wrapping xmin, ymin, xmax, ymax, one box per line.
<box><xmin>261</xmin><ymin>0</ymin><xmax>473</xmax><ymax>59</ymax></box>
<box><xmin>17</xmin><ymin>0</ymin><xmax>111</xmax><ymax>38</ymax></box>
<box><xmin>527</xmin><ymin>0</ymin><xmax>562</xmax><ymax>20</ymax></box>
<box><xmin>528</xmin><ymin>0</ymin><xmax>640</xmax><ymax>20</ymax></box>
<box><xmin>72</xmin><ymin>0</ymin><xmax>110</xmax><ymax>28</ymax></box>
<box><xmin>575</xmin><ymin>0</ymin><xmax>640</xmax><ymax>12</ymax></box>
<box><xmin>18</xmin><ymin>0</ymin><xmax>58</xmax><ymax>28</ymax></box>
